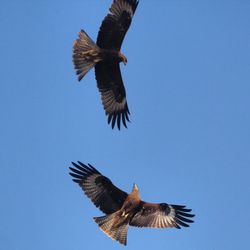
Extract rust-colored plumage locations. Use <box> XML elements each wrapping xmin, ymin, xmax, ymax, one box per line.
<box><xmin>73</xmin><ymin>0</ymin><xmax>139</xmax><ymax>129</ymax></box>
<box><xmin>69</xmin><ymin>162</ymin><xmax>195</xmax><ymax>245</ymax></box>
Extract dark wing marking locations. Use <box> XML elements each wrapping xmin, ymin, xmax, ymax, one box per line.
<box><xmin>130</xmin><ymin>202</ymin><xmax>195</xmax><ymax>229</ymax></box>
<box><xmin>97</xmin><ymin>0</ymin><xmax>139</xmax><ymax>50</ymax></box>
<box><xmin>95</xmin><ymin>62</ymin><xmax>130</xmax><ymax>130</ymax></box>
<box><xmin>69</xmin><ymin>161</ymin><xmax>128</xmax><ymax>214</ymax></box>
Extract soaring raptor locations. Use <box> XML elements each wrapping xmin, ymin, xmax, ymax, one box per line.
<box><xmin>69</xmin><ymin>162</ymin><xmax>195</xmax><ymax>245</ymax></box>
<box><xmin>73</xmin><ymin>0</ymin><xmax>139</xmax><ymax>129</ymax></box>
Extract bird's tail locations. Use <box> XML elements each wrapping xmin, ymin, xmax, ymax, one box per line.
<box><xmin>94</xmin><ymin>212</ymin><xmax>129</xmax><ymax>246</ymax></box>
<box><xmin>73</xmin><ymin>30</ymin><xmax>101</xmax><ymax>81</ymax></box>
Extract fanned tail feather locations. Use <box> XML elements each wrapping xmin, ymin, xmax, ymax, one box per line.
<box><xmin>94</xmin><ymin>213</ymin><xmax>129</xmax><ymax>245</ymax></box>
<box><xmin>73</xmin><ymin>30</ymin><xmax>101</xmax><ymax>81</ymax></box>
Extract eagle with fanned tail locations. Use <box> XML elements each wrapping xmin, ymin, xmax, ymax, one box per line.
<box><xmin>69</xmin><ymin>162</ymin><xmax>195</xmax><ymax>246</ymax></box>
<box><xmin>73</xmin><ymin>0</ymin><xmax>139</xmax><ymax>130</ymax></box>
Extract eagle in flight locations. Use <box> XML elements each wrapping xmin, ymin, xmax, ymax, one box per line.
<box><xmin>69</xmin><ymin>162</ymin><xmax>195</xmax><ymax>245</ymax></box>
<box><xmin>73</xmin><ymin>0</ymin><xmax>139</xmax><ymax>129</ymax></box>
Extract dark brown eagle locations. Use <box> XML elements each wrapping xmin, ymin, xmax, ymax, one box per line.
<box><xmin>69</xmin><ymin>162</ymin><xmax>195</xmax><ymax>245</ymax></box>
<box><xmin>73</xmin><ymin>0</ymin><xmax>139</xmax><ymax>130</ymax></box>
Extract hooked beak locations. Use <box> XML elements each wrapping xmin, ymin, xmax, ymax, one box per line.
<box><xmin>123</xmin><ymin>58</ymin><xmax>127</xmax><ymax>65</ymax></box>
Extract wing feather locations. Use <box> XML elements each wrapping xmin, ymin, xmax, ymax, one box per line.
<box><xmin>95</xmin><ymin>62</ymin><xmax>130</xmax><ymax>129</ymax></box>
<box><xmin>97</xmin><ymin>0</ymin><xmax>139</xmax><ymax>49</ymax></box>
<box><xmin>130</xmin><ymin>202</ymin><xmax>195</xmax><ymax>229</ymax></box>
<box><xmin>69</xmin><ymin>161</ymin><xmax>128</xmax><ymax>214</ymax></box>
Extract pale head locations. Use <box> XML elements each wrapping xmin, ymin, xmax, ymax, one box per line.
<box><xmin>132</xmin><ymin>183</ymin><xmax>139</xmax><ymax>192</ymax></box>
<box><xmin>118</xmin><ymin>52</ymin><xmax>127</xmax><ymax>65</ymax></box>
<box><xmin>132</xmin><ymin>183</ymin><xmax>140</xmax><ymax>199</ymax></box>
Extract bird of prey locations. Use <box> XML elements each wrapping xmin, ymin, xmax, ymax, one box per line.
<box><xmin>69</xmin><ymin>162</ymin><xmax>195</xmax><ymax>246</ymax></box>
<box><xmin>73</xmin><ymin>0</ymin><xmax>139</xmax><ymax>130</ymax></box>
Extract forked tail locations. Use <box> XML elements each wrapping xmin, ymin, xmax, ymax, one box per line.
<box><xmin>73</xmin><ymin>30</ymin><xmax>101</xmax><ymax>81</ymax></box>
<box><xmin>94</xmin><ymin>212</ymin><xmax>129</xmax><ymax>246</ymax></box>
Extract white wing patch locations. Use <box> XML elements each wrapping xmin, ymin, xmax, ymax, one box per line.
<box><xmin>101</xmin><ymin>90</ymin><xmax>127</xmax><ymax>114</ymax></box>
<box><xmin>109</xmin><ymin>0</ymin><xmax>134</xmax><ymax>19</ymax></box>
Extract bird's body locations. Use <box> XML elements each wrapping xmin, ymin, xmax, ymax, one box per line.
<box><xmin>69</xmin><ymin>162</ymin><xmax>195</xmax><ymax>245</ymax></box>
<box><xmin>93</xmin><ymin>184</ymin><xmax>140</xmax><ymax>245</ymax></box>
<box><xmin>121</xmin><ymin>184</ymin><xmax>141</xmax><ymax>216</ymax></box>
<box><xmin>73</xmin><ymin>0</ymin><xmax>139</xmax><ymax>129</ymax></box>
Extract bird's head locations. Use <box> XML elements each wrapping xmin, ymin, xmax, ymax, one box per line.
<box><xmin>119</xmin><ymin>52</ymin><xmax>127</xmax><ymax>65</ymax></box>
<box><xmin>132</xmin><ymin>183</ymin><xmax>139</xmax><ymax>192</ymax></box>
<box><xmin>132</xmin><ymin>183</ymin><xmax>140</xmax><ymax>198</ymax></box>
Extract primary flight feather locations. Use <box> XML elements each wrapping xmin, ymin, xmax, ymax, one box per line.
<box><xmin>69</xmin><ymin>161</ymin><xmax>195</xmax><ymax>245</ymax></box>
<box><xmin>73</xmin><ymin>0</ymin><xmax>139</xmax><ymax>129</ymax></box>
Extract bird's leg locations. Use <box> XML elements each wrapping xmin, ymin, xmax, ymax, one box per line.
<box><xmin>122</xmin><ymin>210</ymin><xmax>126</xmax><ymax>217</ymax></box>
<box><xmin>121</xmin><ymin>210</ymin><xmax>129</xmax><ymax>218</ymax></box>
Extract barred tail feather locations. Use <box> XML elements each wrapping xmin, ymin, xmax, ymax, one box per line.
<box><xmin>73</xmin><ymin>30</ymin><xmax>101</xmax><ymax>81</ymax></box>
<box><xmin>94</xmin><ymin>213</ymin><xmax>129</xmax><ymax>246</ymax></box>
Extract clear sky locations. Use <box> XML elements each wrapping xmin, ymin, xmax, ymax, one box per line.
<box><xmin>1</xmin><ymin>0</ymin><xmax>250</xmax><ymax>249</ymax></box>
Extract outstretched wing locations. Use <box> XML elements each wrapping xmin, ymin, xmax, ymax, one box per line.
<box><xmin>97</xmin><ymin>0</ymin><xmax>139</xmax><ymax>50</ymax></box>
<box><xmin>69</xmin><ymin>161</ymin><xmax>128</xmax><ymax>214</ymax></box>
<box><xmin>130</xmin><ymin>202</ymin><xmax>195</xmax><ymax>229</ymax></box>
<box><xmin>95</xmin><ymin>62</ymin><xmax>130</xmax><ymax>130</ymax></box>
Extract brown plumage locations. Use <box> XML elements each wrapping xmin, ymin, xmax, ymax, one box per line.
<box><xmin>69</xmin><ymin>162</ymin><xmax>195</xmax><ymax>245</ymax></box>
<box><xmin>72</xmin><ymin>0</ymin><xmax>139</xmax><ymax>130</ymax></box>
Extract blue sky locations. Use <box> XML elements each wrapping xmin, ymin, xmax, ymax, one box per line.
<box><xmin>1</xmin><ymin>0</ymin><xmax>250</xmax><ymax>249</ymax></box>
